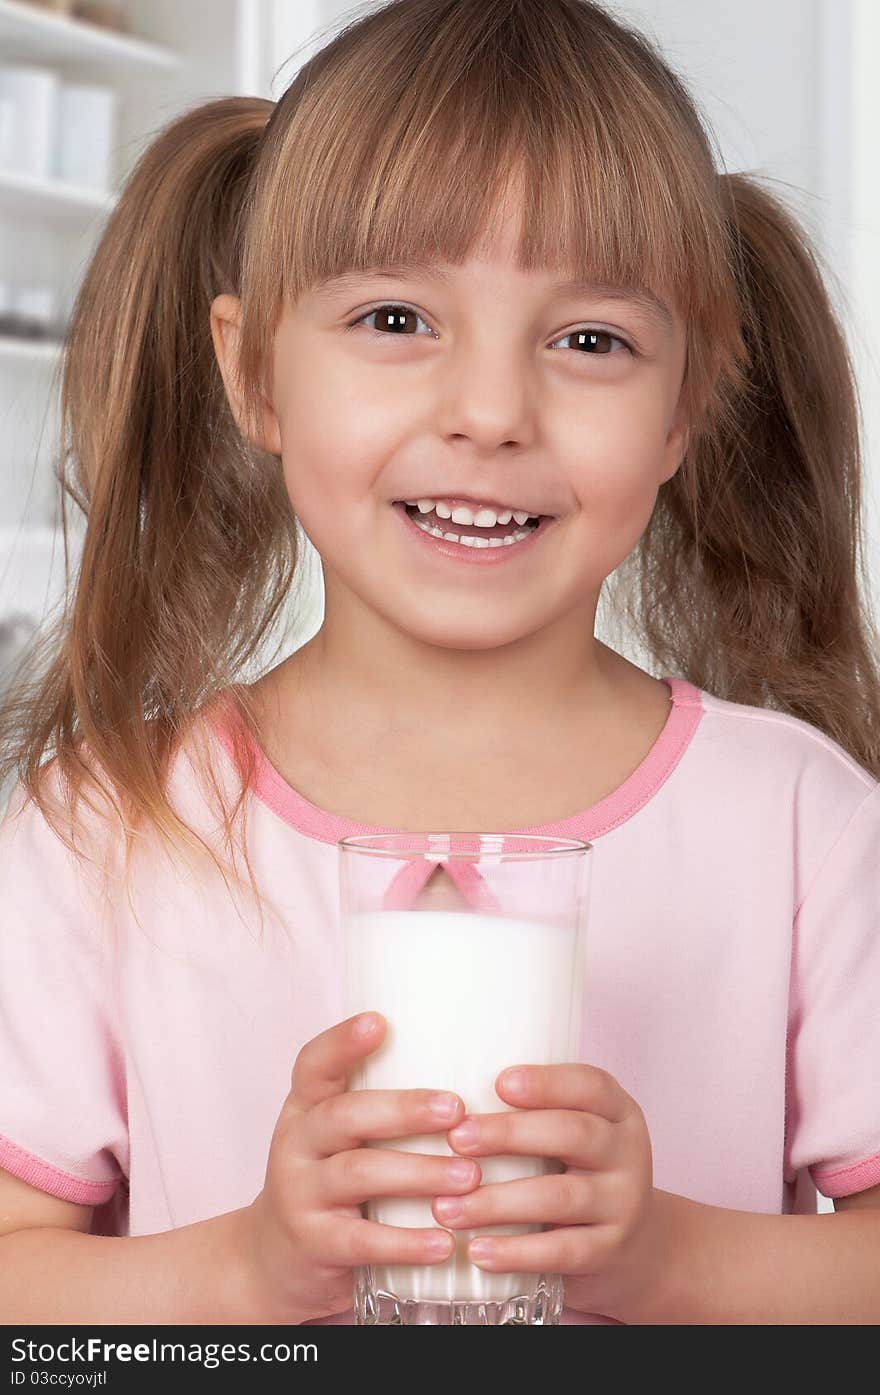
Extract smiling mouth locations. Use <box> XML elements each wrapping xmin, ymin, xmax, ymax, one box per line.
<box><xmin>395</xmin><ymin>501</ymin><xmax>546</xmax><ymax>541</ymax></box>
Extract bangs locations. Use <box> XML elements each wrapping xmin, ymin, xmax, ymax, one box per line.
<box><xmin>270</xmin><ymin>3</ymin><xmax>713</xmax><ymax>302</ymax></box>
<box><xmin>238</xmin><ymin>0</ymin><xmax>738</xmax><ymax>411</ymax></box>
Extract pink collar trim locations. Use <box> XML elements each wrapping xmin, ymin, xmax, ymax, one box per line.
<box><xmin>206</xmin><ymin>675</ymin><xmax>703</xmax><ymax>845</ymax></box>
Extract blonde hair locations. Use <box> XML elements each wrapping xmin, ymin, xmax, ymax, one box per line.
<box><xmin>2</xmin><ymin>0</ymin><xmax>878</xmax><ymax>936</ymax></box>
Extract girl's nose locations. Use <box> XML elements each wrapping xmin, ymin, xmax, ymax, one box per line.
<box><xmin>436</xmin><ymin>347</ymin><xmax>537</xmax><ymax>453</ymax></box>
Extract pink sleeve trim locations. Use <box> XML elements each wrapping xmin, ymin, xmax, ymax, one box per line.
<box><xmin>811</xmin><ymin>1151</ymin><xmax>880</xmax><ymax>1197</ymax></box>
<box><xmin>0</xmin><ymin>1134</ymin><xmax>120</xmax><ymax>1206</ymax></box>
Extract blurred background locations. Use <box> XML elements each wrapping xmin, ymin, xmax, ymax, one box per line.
<box><xmin>0</xmin><ymin>0</ymin><xmax>878</xmax><ymax>722</ymax></box>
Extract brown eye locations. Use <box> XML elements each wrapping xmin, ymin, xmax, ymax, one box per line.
<box><xmin>352</xmin><ymin>304</ymin><xmax>429</xmax><ymax>335</ymax></box>
<box><xmin>551</xmin><ymin>328</ymin><xmax>632</xmax><ymax>356</ymax></box>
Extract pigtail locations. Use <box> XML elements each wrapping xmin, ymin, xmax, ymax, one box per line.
<box><xmin>0</xmin><ymin>97</ymin><xmax>299</xmax><ymax>931</ymax></box>
<box><xmin>623</xmin><ymin>172</ymin><xmax>880</xmax><ymax>776</ymax></box>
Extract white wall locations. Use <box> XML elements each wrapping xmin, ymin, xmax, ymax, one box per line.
<box><xmin>848</xmin><ymin>0</ymin><xmax>880</xmax><ymax>599</ymax></box>
<box><xmin>613</xmin><ymin>0</ymin><xmax>878</xmax><ymax>602</ymax></box>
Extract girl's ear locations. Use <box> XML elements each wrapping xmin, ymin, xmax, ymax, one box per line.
<box><xmin>210</xmin><ymin>292</ymin><xmax>282</xmax><ymax>457</ymax></box>
<box><xmin>660</xmin><ymin>386</ymin><xmax>689</xmax><ymax>484</ymax></box>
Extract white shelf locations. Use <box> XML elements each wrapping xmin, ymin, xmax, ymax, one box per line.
<box><xmin>0</xmin><ymin>0</ymin><xmax>182</xmax><ymax>73</ymax></box>
<box><xmin>0</xmin><ymin>332</ymin><xmax>63</xmax><ymax>362</ymax></box>
<box><xmin>0</xmin><ymin>167</ymin><xmax>115</xmax><ymax>224</ymax></box>
<box><xmin>0</xmin><ymin>2</ymin><xmax>283</xmax><ymax>641</ymax></box>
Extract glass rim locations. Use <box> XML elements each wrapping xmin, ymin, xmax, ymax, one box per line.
<box><xmin>337</xmin><ymin>832</ymin><xmax>592</xmax><ymax>857</ymax></box>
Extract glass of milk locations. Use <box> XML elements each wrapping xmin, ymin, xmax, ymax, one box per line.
<box><xmin>339</xmin><ymin>832</ymin><xmax>592</xmax><ymax>1325</ymax></box>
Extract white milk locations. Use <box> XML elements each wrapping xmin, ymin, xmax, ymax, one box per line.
<box><xmin>345</xmin><ymin>901</ymin><xmax>583</xmax><ymax>1304</ymax></box>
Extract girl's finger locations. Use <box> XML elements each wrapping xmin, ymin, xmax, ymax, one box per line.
<box><xmin>432</xmin><ymin>1168</ymin><xmax>611</xmax><ymax>1229</ymax></box>
<box><xmin>463</xmin><ymin>1223</ymin><xmax>614</xmax><ymax>1276</ymax></box>
<box><xmin>448</xmin><ymin>1107</ymin><xmax>615</xmax><ymax>1168</ymax></box>
<box><xmin>302</xmin><ymin>1088</ymin><xmax>466</xmax><ymax>1159</ymax></box>
<box><xmin>310</xmin><ymin>1213</ymin><xmax>456</xmax><ymax>1268</ymax></box>
<box><xmin>494</xmin><ymin>1063</ymin><xmax>631</xmax><ymax>1121</ymax></box>
<box><xmin>319</xmin><ymin>1147</ymin><xmax>481</xmax><ymax>1206</ymax></box>
<box><xmin>291</xmin><ymin>1012</ymin><xmax>388</xmax><ymax>1110</ymax></box>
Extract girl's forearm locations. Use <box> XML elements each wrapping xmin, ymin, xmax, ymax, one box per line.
<box><xmin>603</xmin><ymin>1188</ymin><xmax>880</xmax><ymax>1324</ymax></box>
<box><xmin>0</xmin><ymin>1204</ymin><xmax>300</xmax><ymax>1325</ymax></box>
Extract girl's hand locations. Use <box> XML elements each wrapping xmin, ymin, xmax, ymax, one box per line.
<box><xmin>242</xmin><ymin>1012</ymin><xmax>479</xmax><ymax>1324</ymax></box>
<box><xmin>433</xmin><ymin>1063</ymin><xmax>660</xmax><ymax>1322</ymax></box>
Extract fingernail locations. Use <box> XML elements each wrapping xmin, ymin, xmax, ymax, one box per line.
<box><xmin>429</xmin><ymin>1092</ymin><xmax>460</xmax><ymax>1119</ymax></box>
<box><xmin>434</xmin><ymin>1196</ymin><xmax>465</xmax><ymax>1220</ymax></box>
<box><xmin>426</xmin><ymin>1230</ymin><xmax>454</xmax><ymax>1255</ymax></box>
<box><xmin>500</xmin><ymin>1068</ymin><xmax>527</xmax><ymax>1094</ymax></box>
<box><xmin>448</xmin><ymin>1158</ymin><xmax>477</xmax><ymax>1183</ymax></box>
<box><xmin>355</xmin><ymin>1013</ymin><xmax>378</xmax><ymax>1037</ymax></box>
<box><xmin>469</xmin><ymin>1238</ymin><xmax>495</xmax><ymax>1260</ymax></box>
<box><xmin>448</xmin><ymin>1119</ymin><xmax>479</xmax><ymax>1147</ymax></box>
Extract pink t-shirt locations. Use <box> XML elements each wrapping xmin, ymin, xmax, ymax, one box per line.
<box><xmin>2</xmin><ymin>675</ymin><xmax>879</xmax><ymax>1326</ymax></box>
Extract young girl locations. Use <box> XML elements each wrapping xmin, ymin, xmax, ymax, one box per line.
<box><xmin>1</xmin><ymin>0</ymin><xmax>879</xmax><ymax>1327</ymax></box>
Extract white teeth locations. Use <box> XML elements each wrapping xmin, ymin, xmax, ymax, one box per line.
<box><xmin>403</xmin><ymin>498</ymin><xmax>539</xmax><ymax>527</ymax></box>
<box><xmin>410</xmin><ymin>516</ymin><xmax>535</xmax><ymax>547</ymax></box>
<box><xmin>437</xmin><ymin>500</ymin><xmax>506</xmax><ymax>521</ymax></box>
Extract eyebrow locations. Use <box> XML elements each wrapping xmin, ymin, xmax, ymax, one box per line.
<box><xmin>311</xmin><ymin>261</ymin><xmax>674</xmax><ymax>331</ymax></box>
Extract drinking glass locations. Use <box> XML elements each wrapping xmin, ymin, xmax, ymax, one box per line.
<box><xmin>339</xmin><ymin>832</ymin><xmax>592</xmax><ymax>1325</ymax></box>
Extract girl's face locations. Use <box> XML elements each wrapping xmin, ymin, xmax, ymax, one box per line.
<box><xmin>212</xmin><ymin>203</ymin><xmax>688</xmax><ymax>656</ymax></box>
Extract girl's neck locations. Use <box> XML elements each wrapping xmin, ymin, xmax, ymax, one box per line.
<box><xmin>243</xmin><ymin>646</ymin><xmax>672</xmax><ymax>831</ymax></box>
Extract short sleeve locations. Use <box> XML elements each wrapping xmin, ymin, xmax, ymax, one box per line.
<box><xmin>0</xmin><ymin>775</ymin><xmax>128</xmax><ymax>1206</ymax></box>
<box><xmin>784</xmin><ymin>779</ymin><xmax>880</xmax><ymax>1197</ymax></box>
